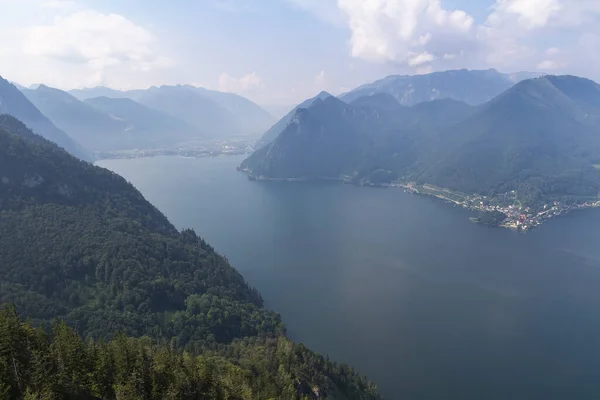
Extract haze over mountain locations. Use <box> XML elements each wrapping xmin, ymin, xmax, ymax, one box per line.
<box><xmin>70</xmin><ymin>84</ymin><xmax>275</xmax><ymax>138</ymax></box>
<box><xmin>84</xmin><ymin>96</ymin><xmax>202</xmax><ymax>147</ymax></box>
<box><xmin>0</xmin><ymin>113</ymin><xmax>381</xmax><ymax>399</ymax></box>
<box><xmin>0</xmin><ymin>77</ymin><xmax>90</xmax><ymax>160</ymax></box>
<box><xmin>22</xmin><ymin>85</ymin><xmax>132</xmax><ymax>151</ymax></box>
<box><xmin>254</xmin><ymin>69</ymin><xmax>535</xmax><ymax>151</ymax></box>
<box><xmin>242</xmin><ymin>75</ymin><xmax>600</xmax><ymax>209</ymax></box>
<box><xmin>255</xmin><ymin>91</ymin><xmax>335</xmax><ymax>149</ymax></box>
<box><xmin>340</xmin><ymin>69</ymin><xmax>539</xmax><ymax>106</ymax></box>
<box><xmin>69</xmin><ymin>86</ymin><xmax>132</xmax><ymax>101</ymax></box>
<box><xmin>22</xmin><ymin>85</ymin><xmax>208</xmax><ymax>152</ymax></box>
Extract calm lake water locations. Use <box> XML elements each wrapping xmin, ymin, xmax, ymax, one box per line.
<box><xmin>98</xmin><ymin>155</ymin><xmax>600</xmax><ymax>400</ymax></box>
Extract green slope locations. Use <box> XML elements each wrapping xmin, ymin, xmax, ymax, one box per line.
<box><xmin>0</xmin><ymin>114</ymin><xmax>382</xmax><ymax>399</ymax></box>
<box><xmin>255</xmin><ymin>91</ymin><xmax>334</xmax><ymax>149</ymax></box>
<box><xmin>417</xmin><ymin>76</ymin><xmax>600</xmax><ymax>206</ymax></box>
<box><xmin>241</xmin><ymin>75</ymin><xmax>600</xmax><ymax>208</ymax></box>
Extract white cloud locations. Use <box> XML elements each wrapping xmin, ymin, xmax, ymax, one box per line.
<box><xmin>218</xmin><ymin>72</ymin><xmax>263</xmax><ymax>94</ymax></box>
<box><xmin>0</xmin><ymin>4</ymin><xmax>175</xmax><ymax>90</ymax></box>
<box><xmin>315</xmin><ymin>70</ymin><xmax>326</xmax><ymax>85</ymax></box>
<box><xmin>537</xmin><ymin>60</ymin><xmax>560</xmax><ymax>70</ymax></box>
<box><xmin>416</xmin><ymin>65</ymin><xmax>434</xmax><ymax>75</ymax></box>
<box><xmin>337</xmin><ymin>0</ymin><xmax>475</xmax><ymax>66</ymax></box>
<box><xmin>332</xmin><ymin>0</ymin><xmax>600</xmax><ymax>80</ymax></box>
<box><xmin>490</xmin><ymin>0</ymin><xmax>562</xmax><ymax>29</ymax></box>
<box><xmin>408</xmin><ymin>51</ymin><xmax>435</xmax><ymax>66</ymax></box>
<box><xmin>24</xmin><ymin>10</ymin><xmax>166</xmax><ymax>70</ymax></box>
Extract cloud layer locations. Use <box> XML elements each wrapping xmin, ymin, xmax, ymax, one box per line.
<box><xmin>336</xmin><ymin>0</ymin><xmax>600</xmax><ymax>76</ymax></box>
<box><xmin>0</xmin><ymin>1</ymin><xmax>173</xmax><ymax>90</ymax></box>
<box><xmin>25</xmin><ymin>10</ymin><xmax>165</xmax><ymax>70</ymax></box>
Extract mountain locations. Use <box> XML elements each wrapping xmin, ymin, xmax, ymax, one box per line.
<box><xmin>70</xmin><ymin>85</ymin><xmax>275</xmax><ymax>137</ymax></box>
<box><xmin>416</xmin><ymin>76</ymin><xmax>600</xmax><ymax>205</ymax></box>
<box><xmin>0</xmin><ymin>77</ymin><xmax>89</xmax><ymax>160</ymax></box>
<box><xmin>340</xmin><ymin>68</ymin><xmax>529</xmax><ymax>106</ymax></box>
<box><xmin>84</xmin><ymin>96</ymin><xmax>204</xmax><ymax>146</ymax></box>
<box><xmin>185</xmin><ymin>85</ymin><xmax>275</xmax><ymax>135</ymax></box>
<box><xmin>23</xmin><ymin>86</ymin><xmax>207</xmax><ymax>152</ymax></box>
<box><xmin>132</xmin><ymin>85</ymin><xmax>244</xmax><ymax>138</ymax></box>
<box><xmin>243</xmin><ymin>94</ymin><xmax>475</xmax><ymax>181</ymax></box>
<box><xmin>69</xmin><ymin>86</ymin><xmax>131</xmax><ymax>100</ymax></box>
<box><xmin>241</xmin><ymin>75</ymin><xmax>600</xmax><ymax>209</ymax></box>
<box><xmin>255</xmin><ymin>91</ymin><xmax>335</xmax><ymax>149</ymax></box>
<box><xmin>0</xmin><ymin>114</ymin><xmax>381</xmax><ymax>399</ymax></box>
<box><xmin>9</xmin><ymin>81</ymin><xmax>27</xmax><ymax>91</ymax></box>
<box><xmin>22</xmin><ymin>85</ymin><xmax>132</xmax><ymax>152</ymax></box>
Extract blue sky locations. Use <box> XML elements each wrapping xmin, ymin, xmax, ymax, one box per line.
<box><xmin>1</xmin><ymin>0</ymin><xmax>599</xmax><ymax>106</ymax></box>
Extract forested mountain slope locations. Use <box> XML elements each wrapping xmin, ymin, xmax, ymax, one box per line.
<box><xmin>416</xmin><ymin>76</ymin><xmax>600</xmax><ymax>205</ymax></box>
<box><xmin>0</xmin><ymin>114</ymin><xmax>381</xmax><ymax>399</ymax></box>
<box><xmin>255</xmin><ymin>91</ymin><xmax>334</xmax><ymax>149</ymax></box>
<box><xmin>241</xmin><ymin>76</ymin><xmax>600</xmax><ymax>209</ymax></box>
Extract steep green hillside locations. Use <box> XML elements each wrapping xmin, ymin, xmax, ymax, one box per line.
<box><xmin>417</xmin><ymin>76</ymin><xmax>600</xmax><ymax>206</ymax></box>
<box><xmin>0</xmin><ymin>306</ymin><xmax>380</xmax><ymax>399</ymax></box>
<box><xmin>0</xmin><ymin>115</ymin><xmax>278</xmax><ymax>347</ymax></box>
<box><xmin>0</xmin><ymin>114</ymin><xmax>382</xmax><ymax>399</ymax></box>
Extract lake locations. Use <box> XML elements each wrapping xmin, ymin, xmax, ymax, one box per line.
<box><xmin>98</xmin><ymin>155</ymin><xmax>600</xmax><ymax>400</ymax></box>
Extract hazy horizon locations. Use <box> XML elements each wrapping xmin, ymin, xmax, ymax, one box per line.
<box><xmin>1</xmin><ymin>0</ymin><xmax>599</xmax><ymax>106</ymax></box>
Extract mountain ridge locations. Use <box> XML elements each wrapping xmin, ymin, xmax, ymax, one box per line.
<box><xmin>0</xmin><ymin>77</ymin><xmax>90</xmax><ymax>160</ymax></box>
<box><xmin>339</xmin><ymin>68</ymin><xmax>540</xmax><ymax>106</ymax></box>
<box><xmin>69</xmin><ymin>84</ymin><xmax>275</xmax><ymax>137</ymax></box>
<box><xmin>242</xmin><ymin>75</ymin><xmax>600</xmax><ymax>210</ymax></box>
<box><xmin>255</xmin><ymin>90</ymin><xmax>335</xmax><ymax>149</ymax></box>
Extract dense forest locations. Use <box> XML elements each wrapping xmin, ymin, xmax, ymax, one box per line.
<box><xmin>0</xmin><ymin>305</ymin><xmax>379</xmax><ymax>399</ymax></box>
<box><xmin>0</xmin><ymin>114</ymin><xmax>382</xmax><ymax>399</ymax></box>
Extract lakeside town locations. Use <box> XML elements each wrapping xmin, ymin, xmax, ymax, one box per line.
<box><xmin>95</xmin><ymin>139</ymin><xmax>254</xmax><ymax>160</ymax></box>
<box><xmin>399</xmin><ymin>182</ymin><xmax>600</xmax><ymax>231</ymax></box>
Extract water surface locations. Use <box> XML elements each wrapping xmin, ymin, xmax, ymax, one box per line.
<box><xmin>98</xmin><ymin>155</ymin><xmax>600</xmax><ymax>399</ymax></box>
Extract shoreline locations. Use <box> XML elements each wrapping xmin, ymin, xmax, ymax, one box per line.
<box><xmin>240</xmin><ymin>170</ymin><xmax>600</xmax><ymax>231</ymax></box>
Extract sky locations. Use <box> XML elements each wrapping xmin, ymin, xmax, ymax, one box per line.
<box><xmin>1</xmin><ymin>0</ymin><xmax>599</xmax><ymax>106</ymax></box>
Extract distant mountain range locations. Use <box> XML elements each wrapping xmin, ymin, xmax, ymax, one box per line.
<box><xmin>0</xmin><ymin>78</ymin><xmax>277</xmax><ymax>156</ymax></box>
<box><xmin>70</xmin><ymin>84</ymin><xmax>275</xmax><ymax>138</ymax></box>
<box><xmin>22</xmin><ymin>85</ymin><xmax>204</xmax><ymax>152</ymax></box>
<box><xmin>241</xmin><ymin>75</ymin><xmax>600</xmax><ymax>209</ymax></box>
<box><xmin>253</xmin><ymin>69</ymin><xmax>540</xmax><ymax>150</ymax></box>
<box><xmin>0</xmin><ymin>77</ymin><xmax>90</xmax><ymax>160</ymax></box>
<box><xmin>339</xmin><ymin>68</ymin><xmax>540</xmax><ymax>105</ymax></box>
